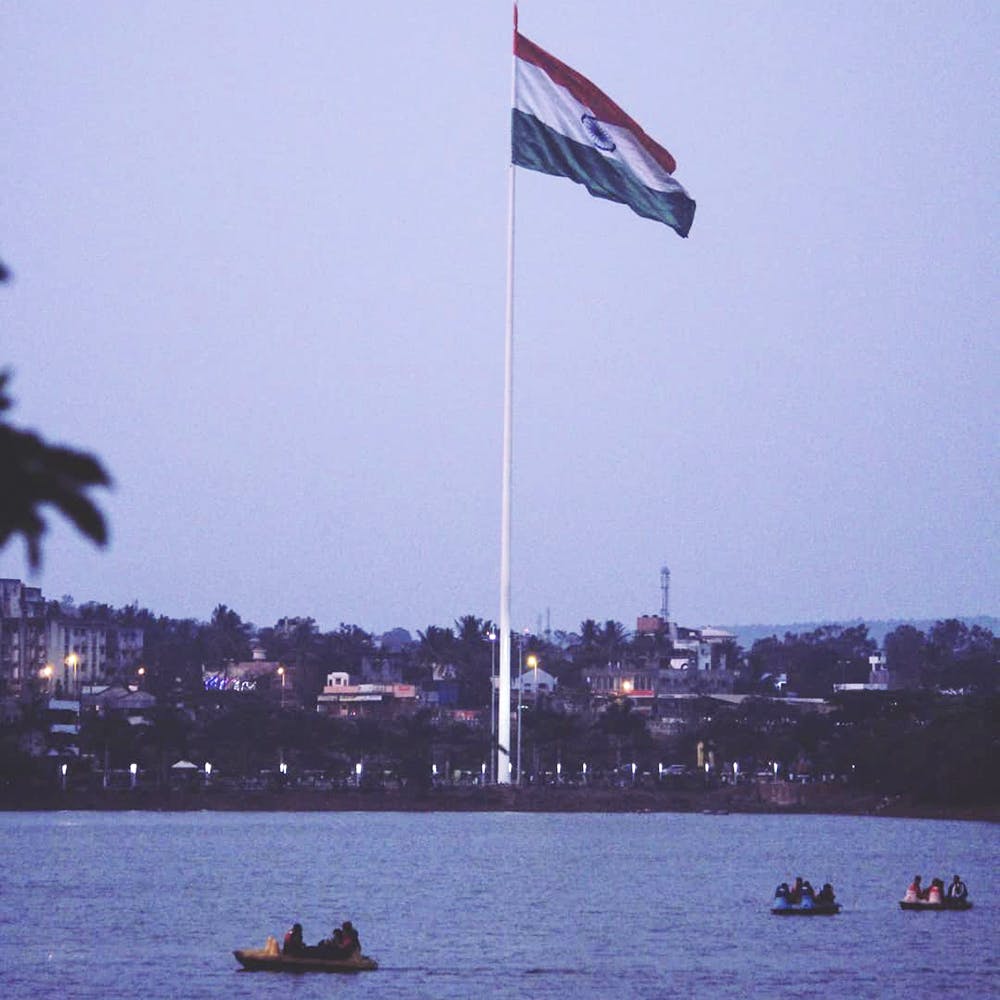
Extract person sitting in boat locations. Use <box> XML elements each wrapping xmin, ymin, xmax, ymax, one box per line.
<box><xmin>797</xmin><ymin>880</ymin><xmax>816</xmax><ymax>908</ymax></box>
<box><xmin>282</xmin><ymin>923</ymin><xmax>306</xmax><ymax>956</ymax></box>
<box><xmin>927</xmin><ymin>878</ymin><xmax>944</xmax><ymax>904</ymax></box>
<box><xmin>772</xmin><ymin>883</ymin><xmax>792</xmax><ymax>910</ymax></box>
<box><xmin>341</xmin><ymin>920</ymin><xmax>361</xmax><ymax>957</ymax></box>
<box><xmin>314</xmin><ymin>927</ymin><xmax>347</xmax><ymax>958</ymax></box>
<box><xmin>816</xmin><ymin>883</ymin><xmax>836</xmax><ymax>906</ymax></box>
<box><xmin>904</xmin><ymin>875</ymin><xmax>923</xmax><ymax>902</ymax></box>
<box><xmin>789</xmin><ymin>877</ymin><xmax>804</xmax><ymax>904</ymax></box>
<box><xmin>947</xmin><ymin>875</ymin><xmax>968</xmax><ymax>902</ymax></box>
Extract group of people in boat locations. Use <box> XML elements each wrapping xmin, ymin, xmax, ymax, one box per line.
<box><xmin>904</xmin><ymin>875</ymin><xmax>968</xmax><ymax>904</ymax></box>
<box><xmin>774</xmin><ymin>877</ymin><xmax>837</xmax><ymax>906</ymax></box>
<box><xmin>282</xmin><ymin>920</ymin><xmax>362</xmax><ymax>960</ymax></box>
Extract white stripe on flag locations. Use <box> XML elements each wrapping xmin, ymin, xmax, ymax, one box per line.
<box><xmin>515</xmin><ymin>58</ymin><xmax>685</xmax><ymax>197</ymax></box>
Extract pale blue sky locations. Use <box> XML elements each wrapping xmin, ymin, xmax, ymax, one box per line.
<box><xmin>2</xmin><ymin>2</ymin><xmax>997</xmax><ymax>633</ymax></box>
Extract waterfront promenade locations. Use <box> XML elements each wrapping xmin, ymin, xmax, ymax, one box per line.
<box><xmin>2</xmin><ymin>781</ymin><xmax>995</xmax><ymax>822</ymax></box>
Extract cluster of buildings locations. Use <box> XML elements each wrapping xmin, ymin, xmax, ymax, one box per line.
<box><xmin>586</xmin><ymin>617</ymin><xmax>738</xmax><ymax>708</ymax></box>
<box><xmin>0</xmin><ymin>579</ymin><xmax>144</xmax><ymax>699</ymax></box>
<box><xmin>1</xmin><ymin>579</ymin><xmax>149</xmax><ymax>759</ymax></box>
<box><xmin>2</xmin><ymin>566</ymin><xmax>765</xmax><ymax>763</ymax></box>
<box><xmin>306</xmin><ymin>614</ymin><xmax>741</xmax><ymax>724</ymax></box>
<box><xmin>1</xmin><ymin>572</ymin><xmax>747</xmax><ymax>734</ymax></box>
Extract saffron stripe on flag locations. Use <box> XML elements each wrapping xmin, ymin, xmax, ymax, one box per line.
<box><xmin>515</xmin><ymin>31</ymin><xmax>678</xmax><ymax>176</ymax></box>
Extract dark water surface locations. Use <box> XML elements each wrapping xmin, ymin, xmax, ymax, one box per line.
<box><xmin>1</xmin><ymin>811</ymin><xmax>996</xmax><ymax>999</ymax></box>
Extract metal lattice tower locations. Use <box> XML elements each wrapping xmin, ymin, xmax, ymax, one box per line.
<box><xmin>660</xmin><ymin>565</ymin><xmax>670</xmax><ymax>622</ymax></box>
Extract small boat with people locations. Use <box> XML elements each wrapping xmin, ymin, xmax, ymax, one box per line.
<box><xmin>234</xmin><ymin>920</ymin><xmax>377</xmax><ymax>973</ymax></box>
<box><xmin>772</xmin><ymin>877</ymin><xmax>841</xmax><ymax>916</ymax></box>
<box><xmin>233</xmin><ymin>946</ymin><xmax>378</xmax><ymax>972</ymax></box>
<box><xmin>899</xmin><ymin>875</ymin><xmax>972</xmax><ymax>912</ymax></box>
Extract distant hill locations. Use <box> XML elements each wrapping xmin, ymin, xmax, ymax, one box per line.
<box><xmin>720</xmin><ymin>616</ymin><xmax>999</xmax><ymax>650</ymax></box>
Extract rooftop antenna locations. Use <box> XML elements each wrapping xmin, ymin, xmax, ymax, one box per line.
<box><xmin>660</xmin><ymin>565</ymin><xmax>670</xmax><ymax>622</ymax></box>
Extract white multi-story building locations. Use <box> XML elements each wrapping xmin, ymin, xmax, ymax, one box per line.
<box><xmin>0</xmin><ymin>580</ymin><xmax>143</xmax><ymax>695</ymax></box>
<box><xmin>673</xmin><ymin>626</ymin><xmax>738</xmax><ymax>672</ymax></box>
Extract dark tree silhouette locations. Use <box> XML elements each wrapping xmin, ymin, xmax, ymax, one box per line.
<box><xmin>0</xmin><ymin>369</ymin><xmax>111</xmax><ymax>568</ymax></box>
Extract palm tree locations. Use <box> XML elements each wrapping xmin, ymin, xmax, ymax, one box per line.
<box><xmin>456</xmin><ymin>614</ymin><xmax>496</xmax><ymax>646</ymax></box>
<box><xmin>452</xmin><ymin>615</ymin><xmax>498</xmax><ymax>709</ymax></box>
<box><xmin>579</xmin><ymin>619</ymin><xmax>601</xmax><ymax>650</ymax></box>
<box><xmin>279</xmin><ymin>616</ymin><xmax>321</xmax><ymax>701</ymax></box>
<box><xmin>0</xmin><ymin>370</ymin><xmax>110</xmax><ymax>568</ymax></box>
<box><xmin>417</xmin><ymin>625</ymin><xmax>456</xmax><ymax>665</ymax></box>
<box><xmin>599</xmin><ymin>620</ymin><xmax>629</xmax><ymax>660</ymax></box>
<box><xmin>204</xmin><ymin>604</ymin><xmax>251</xmax><ymax>669</ymax></box>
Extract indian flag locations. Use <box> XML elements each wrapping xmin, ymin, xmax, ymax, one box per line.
<box><xmin>513</xmin><ymin>31</ymin><xmax>695</xmax><ymax>237</ymax></box>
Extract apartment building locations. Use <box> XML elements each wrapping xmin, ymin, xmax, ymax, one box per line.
<box><xmin>0</xmin><ymin>580</ymin><xmax>144</xmax><ymax>695</ymax></box>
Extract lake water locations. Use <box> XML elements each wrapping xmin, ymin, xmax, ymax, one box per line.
<box><xmin>0</xmin><ymin>811</ymin><xmax>996</xmax><ymax>999</ymax></box>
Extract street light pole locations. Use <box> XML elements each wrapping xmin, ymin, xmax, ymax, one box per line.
<box><xmin>277</xmin><ymin>666</ymin><xmax>286</xmax><ymax>709</ymax></box>
<box><xmin>66</xmin><ymin>654</ymin><xmax>80</xmax><ymax>752</ymax></box>
<box><xmin>526</xmin><ymin>654</ymin><xmax>538</xmax><ymax>783</ymax></box>
<box><xmin>488</xmin><ymin>631</ymin><xmax>497</xmax><ymax>784</ymax></box>
<box><xmin>66</xmin><ymin>653</ymin><xmax>79</xmax><ymax>697</ymax></box>
<box><xmin>515</xmin><ymin>635</ymin><xmax>524</xmax><ymax>785</ymax></box>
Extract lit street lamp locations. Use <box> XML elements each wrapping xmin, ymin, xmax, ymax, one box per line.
<box><xmin>515</xmin><ymin>633</ymin><xmax>528</xmax><ymax>785</ymax></box>
<box><xmin>65</xmin><ymin>654</ymin><xmax>81</xmax><ymax>748</ymax></box>
<box><xmin>277</xmin><ymin>666</ymin><xmax>286</xmax><ymax>708</ymax></box>
<box><xmin>66</xmin><ymin>653</ymin><xmax>79</xmax><ymax>696</ymax></box>
<box><xmin>526</xmin><ymin>654</ymin><xmax>539</xmax><ymax>782</ymax></box>
<box><xmin>527</xmin><ymin>654</ymin><xmax>539</xmax><ymax>697</ymax></box>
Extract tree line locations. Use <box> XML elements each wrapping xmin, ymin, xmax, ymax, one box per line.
<box><xmin>1</xmin><ymin>597</ymin><xmax>996</xmax><ymax>806</ymax></box>
<box><xmin>39</xmin><ymin>600</ymin><xmax>1000</xmax><ymax>704</ymax></box>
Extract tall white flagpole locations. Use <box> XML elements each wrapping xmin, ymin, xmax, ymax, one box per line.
<box><xmin>497</xmin><ymin>2</ymin><xmax>518</xmax><ymax>785</ymax></box>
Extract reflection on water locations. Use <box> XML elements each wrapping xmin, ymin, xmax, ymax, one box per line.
<box><xmin>0</xmin><ymin>811</ymin><xmax>996</xmax><ymax>999</ymax></box>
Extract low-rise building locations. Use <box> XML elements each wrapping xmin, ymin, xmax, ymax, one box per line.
<box><xmin>86</xmin><ymin>681</ymin><xmax>157</xmax><ymax>727</ymax></box>
<box><xmin>833</xmin><ymin>654</ymin><xmax>891</xmax><ymax>693</ymax></box>
<box><xmin>512</xmin><ymin>666</ymin><xmax>558</xmax><ymax>698</ymax></box>
<box><xmin>315</xmin><ymin>671</ymin><xmax>418</xmax><ymax>718</ymax></box>
<box><xmin>203</xmin><ymin>644</ymin><xmax>290</xmax><ymax>701</ymax></box>
<box><xmin>586</xmin><ymin>663</ymin><xmax>657</xmax><ymax>711</ymax></box>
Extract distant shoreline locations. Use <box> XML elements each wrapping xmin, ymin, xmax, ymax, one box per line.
<box><xmin>1</xmin><ymin>784</ymin><xmax>996</xmax><ymax>822</ymax></box>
